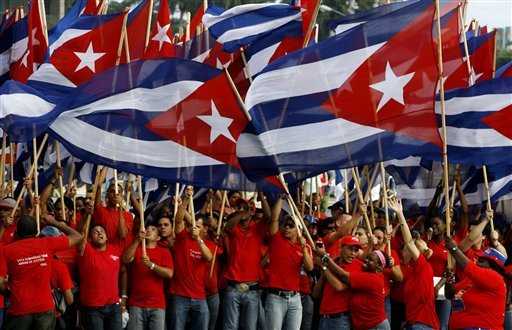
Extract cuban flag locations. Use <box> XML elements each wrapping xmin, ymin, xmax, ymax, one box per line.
<box><xmin>433</xmin><ymin>77</ymin><xmax>512</xmax><ymax>166</ymax></box>
<box><xmin>0</xmin><ymin>16</ymin><xmax>28</xmax><ymax>83</ymax></box>
<box><xmin>444</xmin><ymin>31</ymin><xmax>496</xmax><ymax>91</ymax></box>
<box><xmin>125</xmin><ymin>0</ymin><xmax>153</xmax><ymax>62</ymax></box>
<box><xmin>48</xmin><ymin>0</ymin><xmax>87</xmax><ymax>46</ymax></box>
<box><xmin>328</xmin><ymin>1</ymin><xmax>412</xmax><ymax>35</ymax></box>
<box><xmin>144</xmin><ymin>0</ymin><xmax>175</xmax><ymax>59</ymax></box>
<box><xmin>237</xmin><ymin>0</ymin><xmax>442</xmax><ymax>179</ymax></box>
<box><xmin>461</xmin><ymin>165</ymin><xmax>512</xmax><ymax>205</ymax></box>
<box><xmin>48</xmin><ymin>58</ymin><xmax>281</xmax><ymax>192</ymax></box>
<box><xmin>83</xmin><ymin>0</ymin><xmax>107</xmax><ymax>15</ymax></box>
<box><xmin>202</xmin><ymin>3</ymin><xmax>303</xmax><ymax>53</ymax></box>
<box><xmin>0</xmin><ymin>12</ymin><xmax>126</xmax><ymax>142</ymax></box>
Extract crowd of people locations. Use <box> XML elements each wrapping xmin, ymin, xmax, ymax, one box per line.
<box><xmin>0</xmin><ymin>166</ymin><xmax>510</xmax><ymax>330</ymax></box>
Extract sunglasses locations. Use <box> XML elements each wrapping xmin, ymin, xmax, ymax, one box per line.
<box><xmin>283</xmin><ymin>222</ymin><xmax>296</xmax><ymax>229</ymax></box>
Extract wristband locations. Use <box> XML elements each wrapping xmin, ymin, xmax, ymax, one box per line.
<box><xmin>121</xmin><ymin>295</ymin><xmax>128</xmax><ymax>299</ymax></box>
<box><xmin>197</xmin><ymin>239</ymin><xmax>204</xmax><ymax>245</ymax></box>
<box><xmin>150</xmin><ymin>263</ymin><xmax>155</xmax><ymax>270</ymax></box>
<box><xmin>321</xmin><ymin>253</ymin><xmax>330</xmax><ymax>265</ymax></box>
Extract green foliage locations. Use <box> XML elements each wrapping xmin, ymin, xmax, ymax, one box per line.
<box><xmin>497</xmin><ymin>48</ymin><xmax>512</xmax><ymax>68</ymax></box>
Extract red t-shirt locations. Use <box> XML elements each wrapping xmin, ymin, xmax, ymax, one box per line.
<box><xmin>382</xmin><ymin>249</ymin><xmax>400</xmax><ymax>296</ymax></box>
<box><xmin>51</xmin><ymin>259</ymin><xmax>73</xmax><ymax>291</ymax></box>
<box><xmin>319</xmin><ymin>258</ymin><xmax>363</xmax><ymax>315</ymax></box>
<box><xmin>224</xmin><ymin>221</ymin><xmax>267</xmax><ymax>283</ymax></box>
<box><xmin>266</xmin><ymin>232</ymin><xmax>305</xmax><ymax>292</ymax></box>
<box><xmin>0</xmin><ymin>236</ymin><xmax>69</xmax><ymax>315</ymax></box>
<box><xmin>128</xmin><ymin>245</ymin><xmax>173</xmax><ymax>309</ymax></box>
<box><xmin>402</xmin><ymin>255</ymin><xmax>439</xmax><ymax>329</ymax></box>
<box><xmin>350</xmin><ymin>271</ymin><xmax>387</xmax><ymax>330</ymax></box>
<box><xmin>0</xmin><ymin>223</ymin><xmax>16</xmax><ymax>245</ymax></box>
<box><xmin>450</xmin><ymin>262</ymin><xmax>506</xmax><ymax>330</ymax></box>
<box><xmin>78</xmin><ymin>243</ymin><xmax>121</xmax><ymax>307</ymax></box>
<box><xmin>54</xmin><ymin>247</ymin><xmax>79</xmax><ymax>281</ymax></box>
<box><xmin>93</xmin><ymin>205</ymin><xmax>134</xmax><ymax>248</ymax></box>
<box><xmin>322</xmin><ymin>233</ymin><xmax>342</xmax><ymax>259</ymax></box>
<box><xmin>171</xmin><ymin>230</ymin><xmax>214</xmax><ymax>299</ymax></box>
<box><xmin>427</xmin><ymin>239</ymin><xmax>448</xmax><ymax>277</ymax></box>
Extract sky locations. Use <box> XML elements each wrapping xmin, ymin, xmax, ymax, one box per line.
<box><xmin>466</xmin><ymin>0</ymin><xmax>511</xmax><ymax>29</ymax></box>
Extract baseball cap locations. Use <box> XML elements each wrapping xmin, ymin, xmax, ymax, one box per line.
<box><xmin>478</xmin><ymin>247</ymin><xmax>506</xmax><ymax>269</ymax></box>
<box><xmin>304</xmin><ymin>215</ymin><xmax>318</xmax><ymax>225</ymax></box>
<box><xmin>340</xmin><ymin>236</ymin><xmax>362</xmax><ymax>248</ymax></box>
<box><xmin>0</xmin><ymin>197</ymin><xmax>16</xmax><ymax>209</ymax></box>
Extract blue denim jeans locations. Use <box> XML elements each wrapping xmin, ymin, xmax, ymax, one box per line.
<box><xmin>207</xmin><ymin>294</ymin><xmax>220</xmax><ymax>330</ymax></box>
<box><xmin>370</xmin><ymin>319</ymin><xmax>391</xmax><ymax>330</ymax></box>
<box><xmin>300</xmin><ymin>294</ymin><xmax>314</xmax><ymax>330</ymax></box>
<box><xmin>436</xmin><ymin>299</ymin><xmax>451</xmax><ymax>330</ymax></box>
<box><xmin>223</xmin><ymin>286</ymin><xmax>260</xmax><ymax>330</ymax></box>
<box><xmin>264</xmin><ymin>293</ymin><xmax>302</xmax><ymax>330</ymax></box>
<box><xmin>385</xmin><ymin>296</ymin><xmax>392</xmax><ymax>325</ymax></box>
<box><xmin>505</xmin><ymin>309</ymin><xmax>512</xmax><ymax>330</ymax></box>
<box><xmin>318</xmin><ymin>314</ymin><xmax>351</xmax><ymax>330</ymax></box>
<box><xmin>171</xmin><ymin>295</ymin><xmax>209</xmax><ymax>330</ymax></box>
<box><xmin>127</xmin><ymin>306</ymin><xmax>165</xmax><ymax>330</ymax></box>
<box><xmin>82</xmin><ymin>303</ymin><xmax>122</xmax><ymax>330</ymax></box>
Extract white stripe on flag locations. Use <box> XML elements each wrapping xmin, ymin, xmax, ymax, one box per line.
<box><xmin>50</xmin><ymin>117</ymin><xmax>224</xmax><ymax>168</ymax></box>
<box><xmin>444</xmin><ymin>126</ymin><xmax>512</xmax><ymax>148</ymax></box>
<box><xmin>245</xmin><ymin>42</ymin><xmax>384</xmax><ymax>110</ymax></box>
<box><xmin>203</xmin><ymin>3</ymin><xmax>287</xmax><ymax>27</ymax></box>
<box><xmin>335</xmin><ymin>21</ymin><xmax>366</xmax><ymax>35</ymax></box>
<box><xmin>436</xmin><ymin>94</ymin><xmax>512</xmax><ymax>115</ymax></box>
<box><xmin>29</xmin><ymin>63</ymin><xmax>76</xmax><ymax>88</ymax></box>
<box><xmin>0</xmin><ymin>93</ymin><xmax>55</xmax><ymax>118</ymax></box>
<box><xmin>247</xmin><ymin>42</ymin><xmax>281</xmax><ymax>77</ymax></box>
<box><xmin>237</xmin><ymin>117</ymin><xmax>383</xmax><ymax>158</ymax></box>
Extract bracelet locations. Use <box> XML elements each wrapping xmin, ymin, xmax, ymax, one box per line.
<box><xmin>150</xmin><ymin>263</ymin><xmax>156</xmax><ymax>270</ymax></box>
<box><xmin>121</xmin><ymin>295</ymin><xmax>128</xmax><ymax>299</ymax></box>
<box><xmin>321</xmin><ymin>253</ymin><xmax>330</xmax><ymax>265</ymax></box>
<box><xmin>197</xmin><ymin>239</ymin><xmax>204</xmax><ymax>245</ymax></box>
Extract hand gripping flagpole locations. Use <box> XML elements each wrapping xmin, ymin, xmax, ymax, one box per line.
<box><xmin>351</xmin><ymin>167</ymin><xmax>373</xmax><ymax>234</ymax></box>
<box><xmin>379</xmin><ymin>162</ymin><xmax>392</xmax><ymax>255</ymax></box>
<box><xmin>435</xmin><ymin>0</ymin><xmax>454</xmax><ymax>269</ymax></box>
<box><xmin>137</xmin><ymin>175</ymin><xmax>147</xmax><ymax>256</ymax></box>
<box><xmin>54</xmin><ymin>142</ymin><xmax>67</xmax><ymax>222</ymax></box>
<box><xmin>80</xmin><ymin>165</ymin><xmax>103</xmax><ymax>256</ymax></box>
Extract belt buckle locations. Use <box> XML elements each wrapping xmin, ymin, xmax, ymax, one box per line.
<box><xmin>238</xmin><ymin>283</ymin><xmax>249</xmax><ymax>293</ymax></box>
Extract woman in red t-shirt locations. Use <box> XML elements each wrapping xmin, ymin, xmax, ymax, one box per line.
<box><xmin>446</xmin><ymin>238</ymin><xmax>507</xmax><ymax>330</ymax></box>
<box><xmin>319</xmin><ymin>249</ymin><xmax>391</xmax><ymax>330</ymax></box>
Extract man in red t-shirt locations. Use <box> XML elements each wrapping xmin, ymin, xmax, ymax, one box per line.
<box><xmin>93</xmin><ymin>182</ymin><xmax>133</xmax><ymax>249</ymax></box>
<box><xmin>388</xmin><ymin>199</ymin><xmax>440</xmax><ymax>330</ymax></box>
<box><xmin>316</xmin><ymin>235</ymin><xmax>363</xmax><ymax>329</ymax></box>
<box><xmin>123</xmin><ymin>225</ymin><xmax>173</xmax><ymax>330</ymax></box>
<box><xmin>170</xmin><ymin>200</ymin><xmax>213</xmax><ymax>330</ymax></box>
<box><xmin>78</xmin><ymin>225</ymin><xmax>122</xmax><ymax>330</ymax></box>
<box><xmin>223</xmin><ymin>197</ymin><xmax>269</xmax><ymax>330</ymax></box>
<box><xmin>264</xmin><ymin>196</ymin><xmax>313</xmax><ymax>330</ymax></box>
<box><xmin>0</xmin><ymin>214</ymin><xmax>82</xmax><ymax>330</ymax></box>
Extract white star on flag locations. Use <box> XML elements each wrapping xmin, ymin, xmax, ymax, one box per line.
<box><xmin>73</xmin><ymin>42</ymin><xmax>106</xmax><ymax>73</ymax></box>
<box><xmin>197</xmin><ymin>101</ymin><xmax>236</xmax><ymax>143</ymax></box>
<box><xmin>152</xmin><ymin>23</ymin><xmax>172</xmax><ymax>51</ymax></box>
<box><xmin>370</xmin><ymin>62</ymin><xmax>415</xmax><ymax>112</ymax></box>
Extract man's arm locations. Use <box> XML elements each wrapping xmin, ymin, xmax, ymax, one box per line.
<box><xmin>122</xmin><ymin>230</ymin><xmax>143</xmax><ymax>264</ymax></box>
<box><xmin>301</xmin><ymin>239</ymin><xmax>314</xmax><ymax>272</ymax></box>
<box><xmin>141</xmin><ymin>255</ymin><xmax>173</xmax><ymax>279</ymax></box>
<box><xmin>192</xmin><ymin>227</ymin><xmax>212</xmax><ymax>262</ymax></box>
<box><xmin>44</xmin><ymin>214</ymin><xmax>83</xmax><ymax>247</ymax></box>
<box><xmin>270</xmin><ymin>196</ymin><xmax>284</xmax><ymax>236</ymax></box>
<box><xmin>388</xmin><ymin>198</ymin><xmax>420</xmax><ymax>260</ymax></box>
<box><xmin>259</xmin><ymin>191</ymin><xmax>271</xmax><ymax>221</ymax></box>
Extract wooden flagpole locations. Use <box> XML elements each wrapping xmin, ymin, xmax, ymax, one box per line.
<box><xmin>144</xmin><ymin>0</ymin><xmax>154</xmax><ymax>49</ymax></box>
<box><xmin>0</xmin><ymin>132</ymin><xmax>6</xmax><ymax>196</ymax></box>
<box><xmin>10</xmin><ymin>134</ymin><xmax>48</xmax><ymax>218</ymax></box>
<box><xmin>54</xmin><ymin>142</ymin><xmax>67</xmax><ymax>222</ymax></box>
<box><xmin>172</xmin><ymin>182</ymin><xmax>180</xmax><ymax>231</ymax></box>
<box><xmin>344</xmin><ymin>168</ymin><xmax>350</xmax><ymax>213</ymax></box>
<box><xmin>308</xmin><ymin>178</ymin><xmax>314</xmax><ymax>215</ymax></box>
<box><xmin>80</xmin><ymin>166</ymin><xmax>103</xmax><ymax>256</ymax></box>
<box><xmin>302</xmin><ymin>0</ymin><xmax>321</xmax><ymax>47</ymax></box>
<box><xmin>459</xmin><ymin>5</ymin><xmax>474</xmax><ymax>85</ymax></box>
<box><xmin>364</xmin><ymin>167</ymin><xmax>376</xmax><ymax>228</ymax></box>
<box><xmin>32</xmin><ymin>137</ymin><xmax>40</xmax><ymax>235</ymax></box>
<box><xmin>351</xmin><ymin>167</ymin><xmax>372</xmax><ymax>233</ymax></box>
<box><xmin>9</xmin><ymin>142</ymin><xmax>14</xmax><ymax>197</ymax></box>
<box><xmin>379</xmin><ymin>162</ymin><xmax>391</xmax><ymax>254</ymax></box>
<box><xmin>137</xmin><ymin>175</ymin><xmax>147</xmax><ymax>255</ymax></box>
<box><xmin>209</xmin><ymin>190</ymin><xmax>227</xmax><ymax>278</ymax></box>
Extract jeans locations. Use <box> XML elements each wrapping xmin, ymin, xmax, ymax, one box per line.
<box><xmin>436</xmin><ymin>299</ymin><xmax>451</xmax><ymax>330</ymax></box>
<box><xmin>127</xmin><ymin>306</ymin><xmax>165</xmax><ymax>330</ymax></box>
<box><xmin>172</xmin><ymin>295</ymin><xmax>209</xmax><ymax>330</ymax></box>
<box><xmin>300</xmin><ymin>294</ymin><xmax>314</xmax><ymax>330</ymax></box>
<box><xmin>4</xmin><ymin>310</ymin><xmax>56</xmax><ymax>330</ymax></box>
<box><xmin>318</xmin><ymin>314</ymin><xmax>351</xmax><ymax>330</ymax></box>
<box><xmin>223</xmin><ymin>286</ymin><xmax>260</xmax><ymax>330</ymax></box>
<box><xmin>82</xmin><ymin>303</ymin><xmax>122</xmax><ymax>330</ymax></box>
<box><xmin>370</xmin><ymin>319</ymin><xmax>391</xmax><ymax>330</ymax></box>
<box><xmin>385</xmin><ymin>296</ymin><xmax>392</xmax><ymax>325</ymax></box>
<box><xmin>407</xmin><ymin>324</ymin><xmax>435</xmax><ymax>330</ymax></box>
<box><xmin>207</xmin><ymin>294</ymin><xmax>220</xmax><ymax>330</ymax></box>
<box><xmin>505</xmin><ymin>309</ymin><xmax>512</xmax><ymax>330</ymax></box>
<box><xmin>264</xmin><ymin>293</ymin><xmax>302</xmax><ymax>330</ymax></box>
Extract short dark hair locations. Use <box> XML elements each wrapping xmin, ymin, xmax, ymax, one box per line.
<box><xmin>16</xmin><ymin>215</ymin><xmax>38</xmax><ymax>238</ymax></box>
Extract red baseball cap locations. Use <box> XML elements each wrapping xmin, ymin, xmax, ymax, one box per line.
<box><xmin>340</xmin><ymin>236</ymin><xmax>362</xmax><ymax>249</ymax></box>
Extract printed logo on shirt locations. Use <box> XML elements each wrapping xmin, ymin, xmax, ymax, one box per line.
<box><xmin>190</xmin><ymin>249</ymin><xmax>203</xmax><ymax>260</ymax></box>
<box><xmin>16</xmin><ymin>253</ymin><xmax>49</xmax><ymax>266</ymax></box>
<box><xmin>110</xmin><ymin>255</ymin><xmax>119</xmax><ymax>261</ymax></box>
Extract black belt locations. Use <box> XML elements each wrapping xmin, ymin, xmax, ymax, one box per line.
<box><xmin>320</xmin><ymin>312</ymin><xmax>349</xmax><ymax>319</ymax></box>
<box><xmin>267</xmin><ymin>288</ymin><xmax>298</xmax><ymax>298</ymax></box>
<box><xmin>227</xmin><ymin>281</ymin><xmax>259</xmax><ymax>291</ymax></box>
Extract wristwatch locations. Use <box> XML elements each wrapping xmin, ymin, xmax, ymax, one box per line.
<box><xmin>450</xmin><ymin>246</ymin><xmax>457</xmax><ymax>253</ymax></box>
<box><xmin>321</xmin><ymin>265</ymin><xmax>327</xmax><ymax>272</ymax></box>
